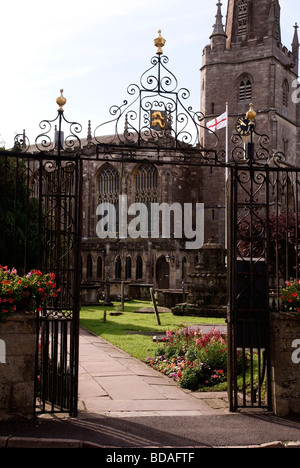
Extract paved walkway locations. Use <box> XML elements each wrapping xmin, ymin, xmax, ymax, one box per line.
<box><xmin>78</xmin><ymin>327</ymin><xmax>230</xmax><ymax>418</ymax></box>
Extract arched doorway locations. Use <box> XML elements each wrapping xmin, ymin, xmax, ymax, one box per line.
<box><xmin>156</xmin><ymin>256</ymin><xmax>170</xmax><ymax>289</ymax></box>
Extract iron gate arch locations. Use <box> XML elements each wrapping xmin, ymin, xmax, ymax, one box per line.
<box><xmin>1</xmin><ymin>32</ymin><xmax>297</xmax><ymax>416</ymax></box>
<box><xmin>0</xmin><ymin>36</ymin><xmax>225</xmax><ymax>416</ymax></box>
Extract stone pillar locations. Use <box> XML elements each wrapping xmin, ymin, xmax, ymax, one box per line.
<box><xmin>0</xmin><ymin>312</ymin><xmax>36</xmax><ymax>420</ymax></box>
<box><xmin>270</xmin><ymin>311</ymin><xmax>300</xmax><ymax>417</ymax></box>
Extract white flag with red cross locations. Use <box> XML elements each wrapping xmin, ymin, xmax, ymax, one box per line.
<box><xmin>207</xmin><ymin>111</ymin><xmax>228</xmax><ymax>131</ymax></box>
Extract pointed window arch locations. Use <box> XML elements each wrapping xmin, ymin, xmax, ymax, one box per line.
<box><xmin>98</xmin><ymin>164</ymin><xmax>120</xmax><ymax>205</ymax></box>
<box><xmin>135</xmin><ymin>164</ymin><xmax>158</xmax><ymax>203</ymax></box>
<box><xmin>237</xmin><ymin>0</ymin><xmax>249</xmax><ymax>38</ymax></box>
<box><xmin>97</xmin><ymin>256</ymin><xmax>103</xmax><ymax>279</ymax></box>
<box><xmin>115</xmin><ymin>256</ymin><xmax>122</xmax><ymax>279</ymax></box>
<box><xmin>98</xmin><ymin>164</ymin><xmax>120</xmax><ymax>234</ymax></box>
<box><xmin>125</xmin><ymin>256</ymin><xmax>132</xmax><ymax>279</ymax></box>
<box><xmin>136</xmin><ymin>256</ymin><xmax>143</xmax><ymax>280</ymax></box>
<box><xmin>134</xmin><ymin>164</ymin><xmax>158</xmax><ymax>233</ymax></box>
<box><xmin>239</xmin><ymin>77</ymin><xmax>252</xmax><ymax>102</ymax></box>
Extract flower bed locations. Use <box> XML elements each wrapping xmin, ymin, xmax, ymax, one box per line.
<box><xmin>147</xmin><ymin>326</ymin><xmax>242</xmax><ymax>391</ymax></box>
<box><xmin>0</xmin><ymin>266</ymin><xmax>60</xmax><ymax>322</ymax></box>
<box><xmin>280</xmin><ymin>279</ymin><xmax>300</xmax><ymax>317</ymax></box>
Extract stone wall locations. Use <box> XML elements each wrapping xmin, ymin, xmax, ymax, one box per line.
<box><xmin>0</xmin><ymin>312</ymin><xmax>36</xmax><ymax>420</ymax></box>
<box><xmin>270</xmin><ymin>312</ymin><xmax>300</xmax><ymax>417</ymax></box>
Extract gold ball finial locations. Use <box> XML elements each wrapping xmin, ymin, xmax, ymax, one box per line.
<box><xmin>154</xmin><ymin>29</ymin><xmax>166</xmax><ymax>55</ymax></box>
<box><xmin>56</xmin><ymin>89</ymin><xmax>67</xmax><ymax>111</ymax></box>
<box><xmin>246</xmin><ymin>103</ymin><xmax>257</xmax><ymax>124</ymax></box>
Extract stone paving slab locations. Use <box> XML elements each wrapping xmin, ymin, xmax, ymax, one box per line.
<box><xmin>78</xmin><ymin>327</ymin><xmax>230</xmax><ymax>417</ymax></box>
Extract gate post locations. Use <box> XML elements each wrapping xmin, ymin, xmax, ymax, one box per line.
<box><xmin>270</xmin><ymin>311</ymin><xmax>300</xmax><ymax>417</ymax></box>
<box><xmin>0</xmin><ymin>312</ymin><xmax>36</xmax><ymax>420</ymax></box>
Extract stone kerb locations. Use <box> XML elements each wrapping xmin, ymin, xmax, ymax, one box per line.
<box><xmin>0</xmin><ymin>312</ymin><xmax>36</xmax><ymax>421</ymax></box>
<box><xmin>270</xmin><ymin>311</ymin><xmax>300</xmax><ymax>417</ymax></box>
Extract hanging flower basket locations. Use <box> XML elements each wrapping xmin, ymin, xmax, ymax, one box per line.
<box><xmin>279</xmin><ymin>279</ymin><xmax>300</xmax><ymax>318</ymax></box>
<box><xmin>0</xmin><ymin>266</ymin><xmax>60</xmax><ymax>322</ymax></box>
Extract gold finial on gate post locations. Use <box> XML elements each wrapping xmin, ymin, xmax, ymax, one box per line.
<box><xmin>154</xmin><ymin>30</ymin><xmax>166</xmax><ymax>55</ymax></box>
<box><xmin>56</xmin><ymin>89</ymin><xmax>67</xmax><ymax>111</ymax></box>
<box><xmin>246</xmin><ymin>103</ymin><xmax>256</xmax><ymax>124</ymax></box>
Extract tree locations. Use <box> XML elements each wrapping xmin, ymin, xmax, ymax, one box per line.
<box><xmin>0</xmin><ymin>149</ymin><xmax>39</xmax><ymax>273</ymax></box>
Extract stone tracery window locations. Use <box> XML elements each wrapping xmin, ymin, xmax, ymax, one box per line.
<box><xmin>237</xmin><ymin>0</ymin><xmax>248</xmax><ymax>38</ymax></box>
<box><xmin>135</xmin><ymin>164</ymin><xmax>158</xmax><ymax>203</ymax></box>
<box><xmin>98</xmin><ymin>164</ymin><xmax>120</xmax><ymax>234</ymax></box>
<box><xmin>135</xmin><ymin>164</ymin><xmax>158</xmax><ymax>233</ymax></box>
<box><xmin>98</xmin><ymin>164</ymin><xmax>120</xmax><ymax>205</ymax></box>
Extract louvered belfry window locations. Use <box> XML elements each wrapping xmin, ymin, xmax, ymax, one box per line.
<box><xmin>239</xmin><ymin>78</ymin><xmax>252</xmax><ymax>102</ymax></box>
<box><xmin>237</xmin><ymin>0</ymin><xmax>248</xmax><ymax>38</ymax></box>
<box><xmin>282</xmin><ymin>80</ymin><xmax>289</xmax><ymax>108</ymax></box>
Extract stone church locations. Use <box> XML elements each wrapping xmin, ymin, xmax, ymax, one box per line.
<box><xmin>80</xmin><ymin>0</ymin><xmax>299</xmax><ymax>305</ymax></box>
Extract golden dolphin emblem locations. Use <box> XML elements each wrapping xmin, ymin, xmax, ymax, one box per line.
<box><xmin>151</xmin><ymin>111</ymin><xmax>166</xmax><ymax>129</ymax></box>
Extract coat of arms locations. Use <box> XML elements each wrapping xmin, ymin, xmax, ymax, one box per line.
<box><xmin>151</xmin><ymin>110</ymin><xmax>167</xmax><ymax>131</ymax></box>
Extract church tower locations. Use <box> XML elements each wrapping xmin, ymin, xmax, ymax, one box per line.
<box><xmin>199</xmin><ymin>0</ymin><xmax>299</xmax><ymax>245</ymax></box>
<box><xmin>201</xmin><ymin>0</ymin><xmax>299</xmax><ymax>160</ymax></box>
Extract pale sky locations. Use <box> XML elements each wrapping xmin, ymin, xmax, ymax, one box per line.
<box><xmin>0</xmin><ymin>0</ymin><xmax>298</xmax><ymax>147</ymax></box>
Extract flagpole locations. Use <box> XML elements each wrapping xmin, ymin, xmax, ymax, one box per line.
<box><xmin>225</xmin><ymin>102</ymin><xmax>229</xmax><ymax>250</ymax></box>
<box><xmin>225</xmin><ymin>102</ymin><xmax>229</xmax><ymax>180</ymax></box>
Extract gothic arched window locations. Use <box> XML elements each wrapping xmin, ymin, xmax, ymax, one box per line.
<box><xmin>125</xmin><ymin>256</ymin><xmax>132</xmax><ymax>279</ymax></box>
<box><xmin>136</xmin><ymin>256</ymin><xmax>143</xmax><ymax>280</ymax></box>
<box><xmin>135</xmin><ymin>164</ymin><xmax>158</xmax><ymax>233</ymax></box>
<box><xmin>115</xmin><ymin>256</ymin><xmax>122</xmax><ymax>279</ymax></box>
<box><xmin>98</xmin><ymin>164</ymin><xmax>120</xmax><ymax>205</ymax></box>
<box><xmin>237</xmin><ymin>0</ymin><xmax>248</xmax><ymax>38</ymax></box>
<box><xmin>97</xmin><ymin>256</ymin><xmax>103</xmax><ymax>279</ymax></box>
<box><xmin>135</xmin><ymin>164</ymin><xmax>158</xmax><ymax>203</ymax></box>
<box><xmin>98</xmin><ymin>164</ymin><xmax>120</xmax><ymax>234</ymax></box>
<box><xmin>239</xmin><ymin>78</ymin><xmax>252</xmax><ymax>102</ymax></box>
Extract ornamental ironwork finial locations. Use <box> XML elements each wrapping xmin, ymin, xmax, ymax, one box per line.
<box><xmin>56</xmin><ymin>89</ymin><xmax>67</xmax><ymax>112</ymax></box>
<box><xmin>154</xmin><ymin>30</ymin><xmax>166</xmax><ymax>55</ymax></box>
<box><xmin>246</xmin><ymin>103</ymin><xmax>256</xmax><ymax>124</ymax></box>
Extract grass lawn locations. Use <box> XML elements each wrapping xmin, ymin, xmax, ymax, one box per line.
<box><xmin>80</xmin><ymin>300</ymin><xmax>226</xmax><ymax>362</ymax></box>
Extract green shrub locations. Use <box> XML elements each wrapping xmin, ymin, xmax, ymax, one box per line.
<box><xmin>147</xmin><ymin>326</ymin><xmax>245</xmax><ymax>391</ymax></box>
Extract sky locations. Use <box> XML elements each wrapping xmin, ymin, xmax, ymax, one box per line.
<box><xmin>0</xmin><ymin>0</ymin><xmax>298</xmax><ymax>147</ymax></box>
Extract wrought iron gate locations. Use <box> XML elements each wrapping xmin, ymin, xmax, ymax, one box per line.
<box><xmin>35</xmin><ymin>152</ymin><xmax>82</xmax><ymax>416</ymax></box>
<box><xmin>0</xmin><ymin>110</ymin><xmax>83</xmax><ymax>416</ymax></box>
<box><xmin>1</xmin><ymin>31</ymin><xmax>298</xmax><ymax>416</ymax></box>
<box><xmin>227</xmin><ymin>123</ymin><xmax>300</xmax><ymax>411</ymax></box>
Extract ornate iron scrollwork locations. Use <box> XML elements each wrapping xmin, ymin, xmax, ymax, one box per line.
<box><xmin>92</xmin><ymin>52</ymin><xmax>218</xmax><ymax>160</ymax></box>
